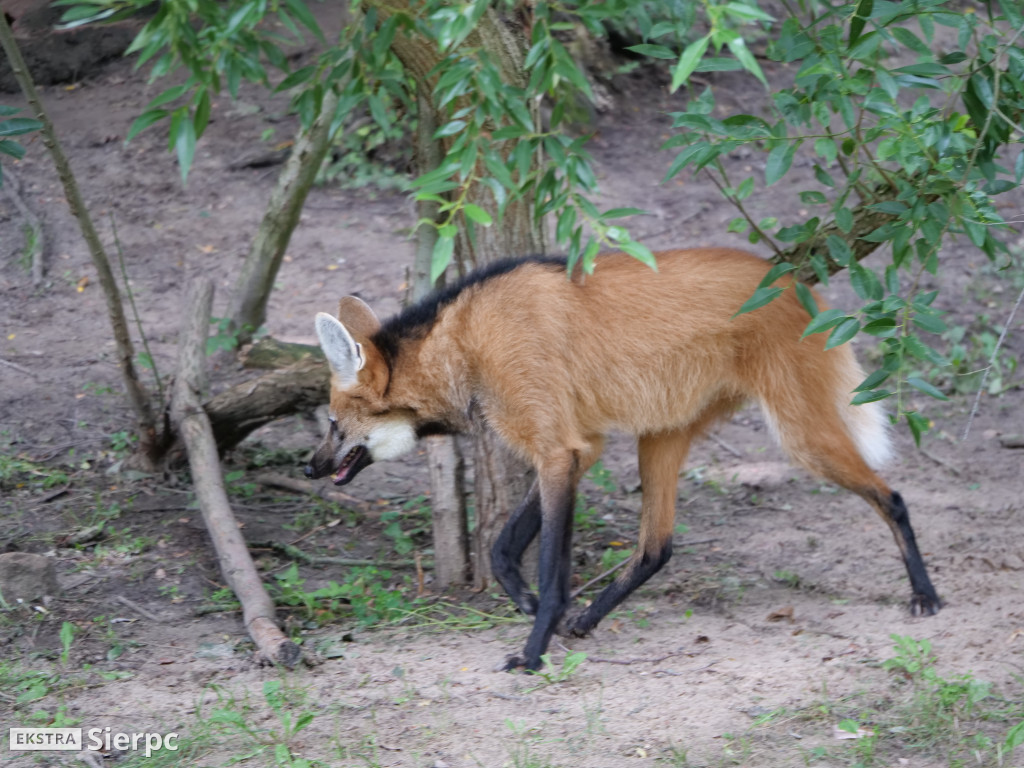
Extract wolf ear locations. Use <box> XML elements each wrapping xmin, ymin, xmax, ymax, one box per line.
<box><xmin>315</xmin><ymin>312</ymin><xmax>364</xmax><ymax>388</ymax></box>
<box><xmin>337</xmin><ymin>296</ymin><xmax>381</xmax><ymax>340</ymax></box>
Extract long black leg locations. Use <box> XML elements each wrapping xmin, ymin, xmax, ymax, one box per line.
<box><xmin>567</xmin><ymin>428</ymin><xmax>690</xmax><ymax>637</ymax></box>
<box><xmin>882</xmin><ymin>490</ymin><xmax>941</xmax><ymax>615</ymax></box>
<box><xmin>503</xmin><ymin>467</ymin><xmax>576</xmax><ymax>672</ymax></box>
<box><xmin>491</xmin><ymin>481</ymin><xmax>541</xmax><ymax>616</ymax></box>
<box><xmin>566</xmin><ymin>541</ymin><xmax>673</xmax><ymax>636</ymax></box>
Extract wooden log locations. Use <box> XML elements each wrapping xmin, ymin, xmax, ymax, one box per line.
<box><xmin>204</xmin><ymin>355</ymin><xmax>329</xmax><ymax>452</ymax></box>
<box><xmin>170</xmin><ymin>279</ymin><xmax>300</xmax><ymax>668</ymax></box>
<box><xmin>240</xmin><ymin>337</ymin><xmax>324</xmax><ymax>369</ymax></box>
<box><xmin>254</xmin><ymin>471</ymin><xmax>365</xmax><ymax>508</ymax></box>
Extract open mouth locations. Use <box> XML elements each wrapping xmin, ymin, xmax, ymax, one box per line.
<box><xmin>332</xmin><ymin>445</ymin><xmax>372</xmax><ymax>485</ymax></box>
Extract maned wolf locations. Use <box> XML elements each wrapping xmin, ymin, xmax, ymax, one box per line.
<box><xmin>306</xmin><ymin>248</ymin><xmax>940</xmax><ymax>671</ymax></box>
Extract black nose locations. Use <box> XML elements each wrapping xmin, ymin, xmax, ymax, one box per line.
<box><xmin>303</xmin><ymin>465</ymin><xmax>313</xmax><ymax>479</ymax></box>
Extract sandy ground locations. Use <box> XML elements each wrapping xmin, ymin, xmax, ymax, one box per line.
<box><xmin>2</xmin><ymin>17</ymin><xmax>1024</xmax><ymax>768</ymax></box>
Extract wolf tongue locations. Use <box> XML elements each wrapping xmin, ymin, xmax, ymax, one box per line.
<box><xmin>332</xmin><ymin>445</ymin><xmax>370</xmax><ymax>485</ymax></box>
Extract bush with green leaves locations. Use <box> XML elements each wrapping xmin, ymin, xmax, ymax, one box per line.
<box><xmin>57</xmin><ymin>0</ymin><xmax>1024</xmax><ymax>442</ymax></box>
<box><xmin>663</xmin><ymin>0</ymin><xmax>1023</xmax><ymax>440</ymax></box>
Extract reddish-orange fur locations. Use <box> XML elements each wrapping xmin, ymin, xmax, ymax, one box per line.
<box><xmin>309</xmin><ymin>248</ymin><xmax>940</xmax><ymax>671</ymax></box>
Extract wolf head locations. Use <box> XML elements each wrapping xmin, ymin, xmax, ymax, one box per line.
<box><xmin>305</xmin><ymin>297</ymin><xmax>417</xmax><ymax>485</ymax></box>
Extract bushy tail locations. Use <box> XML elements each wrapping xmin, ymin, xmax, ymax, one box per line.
<box><xmin>756</xmin><ymin>342</ymin><xmax>893</xmax><ymax>482</ymax></box>
<box><xmin>836</xmin><ymin>355</ymin><xmax>892</xmax><ymax>470</ymax></box>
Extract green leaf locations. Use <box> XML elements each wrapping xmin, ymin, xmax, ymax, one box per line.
<box><xmin>463</xmin><ymin>204</ymin><xmax>492</xmax><ymax>226</ymax></box>
<box><xmin>837</xmin><ymin>719</ymin><xmax>861</xmax><ymax>736</ymax></box>
<box><xmin>0</xmin><ymin>117</ymin><xmax>43</xmax><ymax>137</ymax></box>
<box><xmin>276</xmin><ymin>66</ymin><xmax>316</xmax><ymax>92</ymax></box>
<box><xmin>849</xmin><ymin>264</ymin><xmax>883</xmax><ymax>300</ymax></box>
<box><xmin>861</xmin><ymin>317</ymin><xmax>897</xmax><ymax>337</ymax></box>
<box><xmin>825</xmin><ymin>317</ymin><xmax>861</xmax><ymax>349</ymax></box>
<box><xmin>556</xmin><ymin>206</ymin><xmax>577</xmax><ymax>244</ymax></box>
<box><xmin>430</xmin><ymin>234</ymin><xmax>455</xmax><ymax>285</ymax></box>
<box><xmin>434</xmin><ymin>119</ymin><xmax>466</xmax><ymax>139</ymax></box>
<box><xmin>907</xmin><ymin>377</ymin><xmax>949</xmax><ymax>401</ymax></box>
<box><xmin>906</xmin><ymin>411</ymin><xmax>930</xmax><ymax>447</ymax></box>
<box><xmin>734</xmin><ymin>286</ymin><xmax>784</xmax><ymax>317</ymax></box>
<box><xmin>891</xmin><ymin>27</ymin><xmax>931</xmax><ymax>56</ymax></box>
<box><xmin>664</xmin><ymin>142</ymin><xmax>714</xmax><ymax>181</ymax></box>
<box><xmin>757</xmin><ymin>261</ymin><xmax>796</xmax><ymax>289</ymax></box>
<box><xmin>1004</xmin><ymin>721</ymin><xmax>1024</xmax><ymax>753</ymax></box>
<box><xmin>284</xmin><ymin>0</ymin><xmax>325</xmax><ymax>43</ymax></box>
<box><xmin>727</xmin><ymin>37</ymin><xmax>767</xmax><ymax>88</ymax></box>
<box><xmin>602</xmin><ymin>207</ymin><xmax>648</xmax><ymax>219</ymax></box>
<box><xmin>870</xmin><ymin>200</ymin><xmax>908</xmax><ymax>215</ymax></box>
<box><xmin>912</xmin><ymin>313</ymin><xmax>947</xmax><ymax>334</ymax></box>
<box><xmin>765</xmin><ymin>143</ymin><xmax>796</xmax><ymax>186</ymax></box>
<box><xmin>827</xmin><ymin>234</ymin><xmax>852</xmax><ymax>267</ymax></box>
<box><xmin>800</xmin><ymin>190</ymin><xmax>827</xmax><ymax>205</ymax></box>
<box><xmin>835</xmin><ymin>207</ymin><xmax>854</xmax><ymax>233</ymax></box>
<box><xmin>0</xmin><ymin>139</ymin><xmax>27</xmax><ymax>160</ymax></box>
<box><xmin>626</xmin><ymin>44</ymin><xmax>676</xmax><ymax>60</ymax></box>
<box><xmin>671</xmin><ymin>35</ymin><xmax>710</xmax><ymax>92</ymax></box>
<box><xmin>794</xmin><ymin>282</ymin><xmax>819</xmax><ymax>317</ymax></box>
<box><xmin>851</xmin><ymin>389</ymin><xmax>892</xmax><ymax>405</ymax></box>
<box><xmin>848</xmin><ymin>0</ymin><xmax>872</xmax><ymax>48</ymax></box>
<box><xmin>193</xmin><ymin>88</ymin><xmax>211</xmax><ymax>139</ymax></box>
<box><xmin>143</xmin><ymin>84</ymin><xmax>190</xmax><ymax>110</ymax></box>
<box><xmin>173</xmin><ymin>111</ymin><xmax>196</xmax><ymax>184</ymax></box>
<box><xmin>580</xmin><ymin>238</ymin><xmax>601</xmax><ymax>273</ymax></box>
<box><xmin>904</xmin><ymin>336</ymin><xmax>948</xmax><ymax>367</ymax></box>
<box><xmin>854</xmin><ymin>367</ymin><xmax>892</xmax><ymax>393</ymax></box>
<box><xmin>619</xmin><ymin>241</ymin><xmax>657</xmax><ymax>270</ymax></box>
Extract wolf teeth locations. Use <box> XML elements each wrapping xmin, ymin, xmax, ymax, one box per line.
<box><xmin>338</xmin><ymin>447</ymin><xmax>359</xmax><ymax>469</ymax></box>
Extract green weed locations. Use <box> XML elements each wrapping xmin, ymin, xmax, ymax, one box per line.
<box><xmin>59</xmin><ymin>621</ymin><xmax>75</xmax><ymax>666</ymax></box>
<box><xmin>379</xmin><ymin>494</ymin><xmax>431</xmax><ymax>555</ymax></box>
<box><xmin>503</xmin><ymin>720</ymin><xmax>559</xmax><ymax>768</ymax></box>
<box><xmin>223</xmin><ymin>469</ymin><xmax>258</xmax><ymax>498</ymax></box>
<box><xmin>199</xmin><ymin>679</ymin><xmax>318</xmax><ymax>766</ymax></box>
<box><xmin>0</xmin><ymin>453</ymin><xmax>69</xmax><ymax>491</ymax></box>
<box><xmin>585</xmin><ymin>460</ymin><xmax>618</xmax><ymax>494</ymax></box>
<box><xmin>271</xmin><ymin>562</ymin><xmax>420</xmax><ymax>626</ymax></box>
<box><xmin>526</xmin><ymin>650</ymin><xmax>587</xmax><ymax>688</ymax></box>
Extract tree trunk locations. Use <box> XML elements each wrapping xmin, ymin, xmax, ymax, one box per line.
<box><xmin>0</xmin><ymin>12</ymin><xmax>157</xmax><ymax>465</ymax></box>
<box><xmin>411</xmin><ymin>83</ymin><xmax>471</xmax><ymax>589</ymax></box>
<box><xmin>227</xmin><ymin>87</ymin><xmax>340</xmax><ymax>346</ymax></box>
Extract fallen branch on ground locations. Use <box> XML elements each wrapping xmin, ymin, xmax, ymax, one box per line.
<box><xmin>254</xmin><ymin>471</ymin><xmax>365</xmax><ymax>507</ymax></box>
<box><xmin>170</xmin><ymin>279</ymin><xmax>300</xmax><ymax>668</ymax></box>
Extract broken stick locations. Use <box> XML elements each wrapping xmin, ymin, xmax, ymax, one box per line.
<box><xmin>170</xmin><ymin>279</ymin><xmax>300</xmax><ymax>668</ymax></box>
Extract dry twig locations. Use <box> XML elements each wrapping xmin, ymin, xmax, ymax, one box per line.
<box><xmin>170</xmin><ymin>280</ymin><xmax>300</xmax><ymax>668</ymax></box>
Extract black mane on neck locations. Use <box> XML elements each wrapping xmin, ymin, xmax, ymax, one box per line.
<box><xmin>371</xmin><ymin>255</ymin><xmax>567</xmax><ymax>363</ymax></box>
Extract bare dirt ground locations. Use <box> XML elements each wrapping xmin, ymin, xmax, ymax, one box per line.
<box><xmin>2</xmin><ymin>23</ymin><xmax>1024</xmax><ymax>768</ymax></box>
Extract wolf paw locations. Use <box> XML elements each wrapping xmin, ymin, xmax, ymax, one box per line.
<box><xmin>514</xmin><ymin>591</ymin><xmax>538</xmax><ymax>617</ymax></box>
<box><xmin>910</xmin><ymin>593</ymin><xmax>941</xmax><ymax>616</ymax></box>
<box><xmin>501</xmin><ymin>655</ymin><xmax>542</xmax><ymax>673</ymax></box>
<box><xmin>562</xmin><ymin>613</ymin><xmax>593</xmax><ymax>638</ymax></box>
